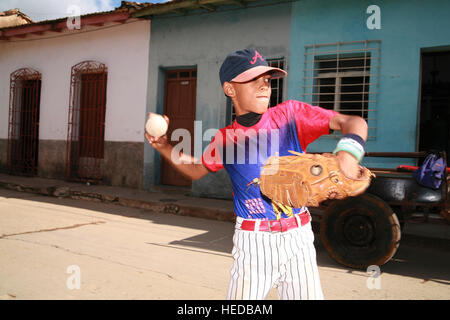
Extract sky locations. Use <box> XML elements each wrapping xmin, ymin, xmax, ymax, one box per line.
<box><xmin>0</xmin><ymin>0</ymin><xmax>166</xmax><ymax>22</ymax></box>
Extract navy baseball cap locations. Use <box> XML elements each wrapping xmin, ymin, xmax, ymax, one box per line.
<box><xmin>219</xmin><ymin>49</ymin><xmax>287</xmax><ymax>86</ymax></box>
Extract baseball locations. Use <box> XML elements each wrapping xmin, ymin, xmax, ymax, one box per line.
<box><xmin>145</xmin><ymin>113</ymin><xmax>168</xmax><ymax>138</ymax></box>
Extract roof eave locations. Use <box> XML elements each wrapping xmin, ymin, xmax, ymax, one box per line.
<box><xmin>132</xmin><ymin>0</ymin><xmax>255</xmax><ymax>18</ymax></box>
<box><xmin>0</xmin><ymin>11</ymin><xmax>132</xmax><ymax>40</ymax></box>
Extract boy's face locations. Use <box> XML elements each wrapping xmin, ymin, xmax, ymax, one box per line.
<box><xmin>226</xmin><ymin>73</ymin><xmax>272</xmax><ymax>115</ymax></box>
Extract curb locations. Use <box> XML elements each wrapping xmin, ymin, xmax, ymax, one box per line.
<box><xmin>0</xmin><ymin>180</ymin><xmax>236</xmax><ymax>223</ymax></box>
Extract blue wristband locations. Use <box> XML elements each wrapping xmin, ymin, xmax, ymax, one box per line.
<box><xmin>342</xmin><ymin>134</ymin><xmax>365</xmax><ymax>149</ymax></box>
<box><xmin>333</xmin><ymin>136</ymin><xmax>365</xmax><ymax>162</ymax></box>
<box><xmin>333</xmin><ymin>143</ymin><xmax>364</xmax><ymax>162</ymax></box>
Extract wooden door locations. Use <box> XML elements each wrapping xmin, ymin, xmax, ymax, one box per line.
<box><xmin>161</xmin><ymin>69</ymin><xmax>197</xmax><ymax>187</ymax></box>
<box><xmin>79</xmin><ymin>73</ymin><xmax>106</xmax><ymax>160</ymax></box>
<box><xmin>75</xmin><ymin>72</ymin><xmax>107</xmax><ymax>181</ymax></box>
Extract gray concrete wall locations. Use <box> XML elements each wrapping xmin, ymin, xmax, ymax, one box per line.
<box><xmin>1</xmin><ymin>138</ymin><xmax>143</xmax><ymax>189</ymax></box>
<box><xmin>103</xmin><ymin>141</ymin><xmax>144</xmax><ymax>189</ymax></box>
<box><xmin>38</xmin><ymin>140</ymin><xmax>66</xmax><ymax>179</ymax></box>
<box><xmin>144</xmin><ymin>1</ymin><xmax>292</xmax><ymax>199</ymax></box>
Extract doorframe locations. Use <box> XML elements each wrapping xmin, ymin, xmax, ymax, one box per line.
<box><xmin>66</xmin><ymin>60</ymin><xmax>108</xmax><ymax>184</ymax></box>
<box><xmin>416</xmin><ymin>50</ymin><xmax>424</xmax><ymax>154</ymax></box>
<box><xmin>158</xmin><ymin>66</ymin><xmax>198</xmax><ymax>187</ymax></box>
<box><xmin>7</xmin><ymin>68</ymin><xmax>42</xmax><ymax>177</ymax></box>
<box><xmin>417</xmin><ymin>46</ymin><xmax>450</xmax><ymax>160</ymax></box>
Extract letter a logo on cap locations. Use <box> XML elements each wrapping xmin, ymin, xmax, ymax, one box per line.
<box><xmin>250</xmin><ymin>50</ymin><xmax>264</xmax><ymax>65</ymax></box>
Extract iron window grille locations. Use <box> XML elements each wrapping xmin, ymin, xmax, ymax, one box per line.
<box><xmin>228</xmin><ymin>57</ymin><xmax>286</xmax><ymax>125</ymax></box>
<box><xmin>303</xmin><ymin>40</ymin><xmax>381</xmax><ymax>139</ymax></box>
<box><xmin>66</xmin><ymin>61</ymin><xmax>107</xmax><ymax>183</ymax></box>
<box><xmin>7</xmin><ymin>68</ymin><xmax>42</xmax><ymax>176</ymax></box>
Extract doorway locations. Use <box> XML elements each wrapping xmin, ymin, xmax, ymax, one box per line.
<box><xmin>8</xmin><ymin>69</ymin><xmax>41</xmax><ymax>176</ymax></box>
<box><xmin>66</xmin><ymin>61</ymin><xmax>107</xmax><ymax>183</ymax></box>
<box><xmin>161</xmin><ymin>69</ymin><xmax>197</xmax><ymax>187</ymax></box>
<box><xmin>419</xmin><ymin>51</ymin><xmax>450</xmax><ymax>164</ymax></box>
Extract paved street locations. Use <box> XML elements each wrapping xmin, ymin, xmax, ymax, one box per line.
<box><xmin>0</xmin><ymin>188</ymin><xmax>449</xmax><ymax>300</ymax></box>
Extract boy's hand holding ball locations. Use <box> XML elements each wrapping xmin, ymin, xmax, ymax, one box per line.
<box><xmin>145</xmin><ymin>112</ymin><xmax>169</xmax><ymax>149</ymax></box>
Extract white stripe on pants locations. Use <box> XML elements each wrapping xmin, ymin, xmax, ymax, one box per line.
<box><xmin>226</xmin><ymin>218</ymin><xmax>323</xmax><ymax>300</ymax></box>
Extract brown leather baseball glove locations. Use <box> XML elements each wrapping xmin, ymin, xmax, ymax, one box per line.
<box><xmin>252</xmin><ymin>151</ymin><xmax>375</xmax><ymax>208</ymax></box>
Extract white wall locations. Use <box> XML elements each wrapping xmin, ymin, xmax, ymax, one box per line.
<box><xmin>0</xmin><ymin>19</ymin><xmax>150</xmax><ymax>142</ymax></box>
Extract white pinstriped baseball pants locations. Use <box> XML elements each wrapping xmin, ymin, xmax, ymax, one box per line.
<box><xmin>227</xmin><ymin>215</ymin><xmax>324</xmax><ymax>300</ymax></box>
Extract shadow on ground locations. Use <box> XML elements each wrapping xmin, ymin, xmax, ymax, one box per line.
<box><xmin>1</xmin><ymin>188</ymin><xmax>449</xmax><ymax>285</ymax></box>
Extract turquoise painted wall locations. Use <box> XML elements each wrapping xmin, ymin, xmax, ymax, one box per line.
<box><xmin>288</xmin><ymin>0</ymin><xmax>450</xmax><ymax>168</ymax></box>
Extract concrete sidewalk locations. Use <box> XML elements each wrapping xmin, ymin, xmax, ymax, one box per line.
<box><xmin>0</xmin><ymin>173</ymin><xmax>449</xmax><ymax>248</ymax></box>
<box><xmin>0</xmin><ymin>173</ymin><xmax>235</xmax><ymax>222</ymax></box>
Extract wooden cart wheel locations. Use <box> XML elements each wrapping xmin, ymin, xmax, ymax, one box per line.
<box><xmin>320</xmin><ymin>193</ymin><xmax>401</xmax><ymax>269</ymax></box>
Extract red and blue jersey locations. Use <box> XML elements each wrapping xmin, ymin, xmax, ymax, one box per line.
<box><xmin>202</xmin><ymin>100</ymin><xmax>337</xmax><ymax>220</ymax></box>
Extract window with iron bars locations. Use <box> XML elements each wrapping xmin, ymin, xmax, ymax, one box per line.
<box><xmin>227</xmin><ymin>57</ymin><xmax>285</xmax><ymax>125</ymax></box>
<box><xmin>302</xmin><ymin>40</ymin><xmax>380</xmax><ymax>139</ymax></box>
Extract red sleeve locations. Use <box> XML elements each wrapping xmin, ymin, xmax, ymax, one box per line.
<box><xmin>289</xmin><ymin>100</ymin><xmax>338</xmax><ymax>151</ymax></box>
<box><xmin>201</xmin><ymin>128</ymin><xmax>225</xmax><ymax>172</ymax></box>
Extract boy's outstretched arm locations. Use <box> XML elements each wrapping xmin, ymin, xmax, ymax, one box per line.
<box><xmin>329</xmin><ymin>114</ymin><xmax>369</xmax><ymax>179</ymax></box>
<box><xmin>329</xmin><ymin>113</ymin><xmax>368</xmax><ymax>140</ymax></box>
<box><xmin>145</xmin><ymin>115</ymin><xmax>210</xmax><ymax>181</ymax></box>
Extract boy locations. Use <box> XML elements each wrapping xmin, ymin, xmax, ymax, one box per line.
<box><xmin>145</xmin><ymin>49</ymin><xmax>368</xmax><ymax>300</ymax></box>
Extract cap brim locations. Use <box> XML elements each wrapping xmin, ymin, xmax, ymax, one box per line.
<box><xmin>231</xmin><ymin>65</ymin><xmax>287</xmax><ymax>83</ymax></box>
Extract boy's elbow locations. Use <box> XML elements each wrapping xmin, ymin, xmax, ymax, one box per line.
<box><xmin>333</xmin><ymin>114</ymin><xmax>367</xmax><ymax>129</ymax></box>
<box><xmin>190</xmin><ymin>173</ymin><xmax>206</xmax><ymax>181</ymax></box>
<box><xmin>189</xmin><ymin>164</ymin><xmax>210</xmax><ymax>181</ymax></box>
<box><xmin>356</xmin><ymin>116</ymin><xmax>368</xmax><ymax>129</ymax></box>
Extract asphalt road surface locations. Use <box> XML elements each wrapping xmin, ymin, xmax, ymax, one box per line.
<box><xmin>0</xmin><ymin>189</ymin><xmax>449</xmax><ymax>300</ymax></box>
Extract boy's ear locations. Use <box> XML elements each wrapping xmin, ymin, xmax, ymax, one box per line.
<box><xmin>223</xmin><ymin>82</ymin><xmax>235</xmax><ymax>98</ymax></box>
